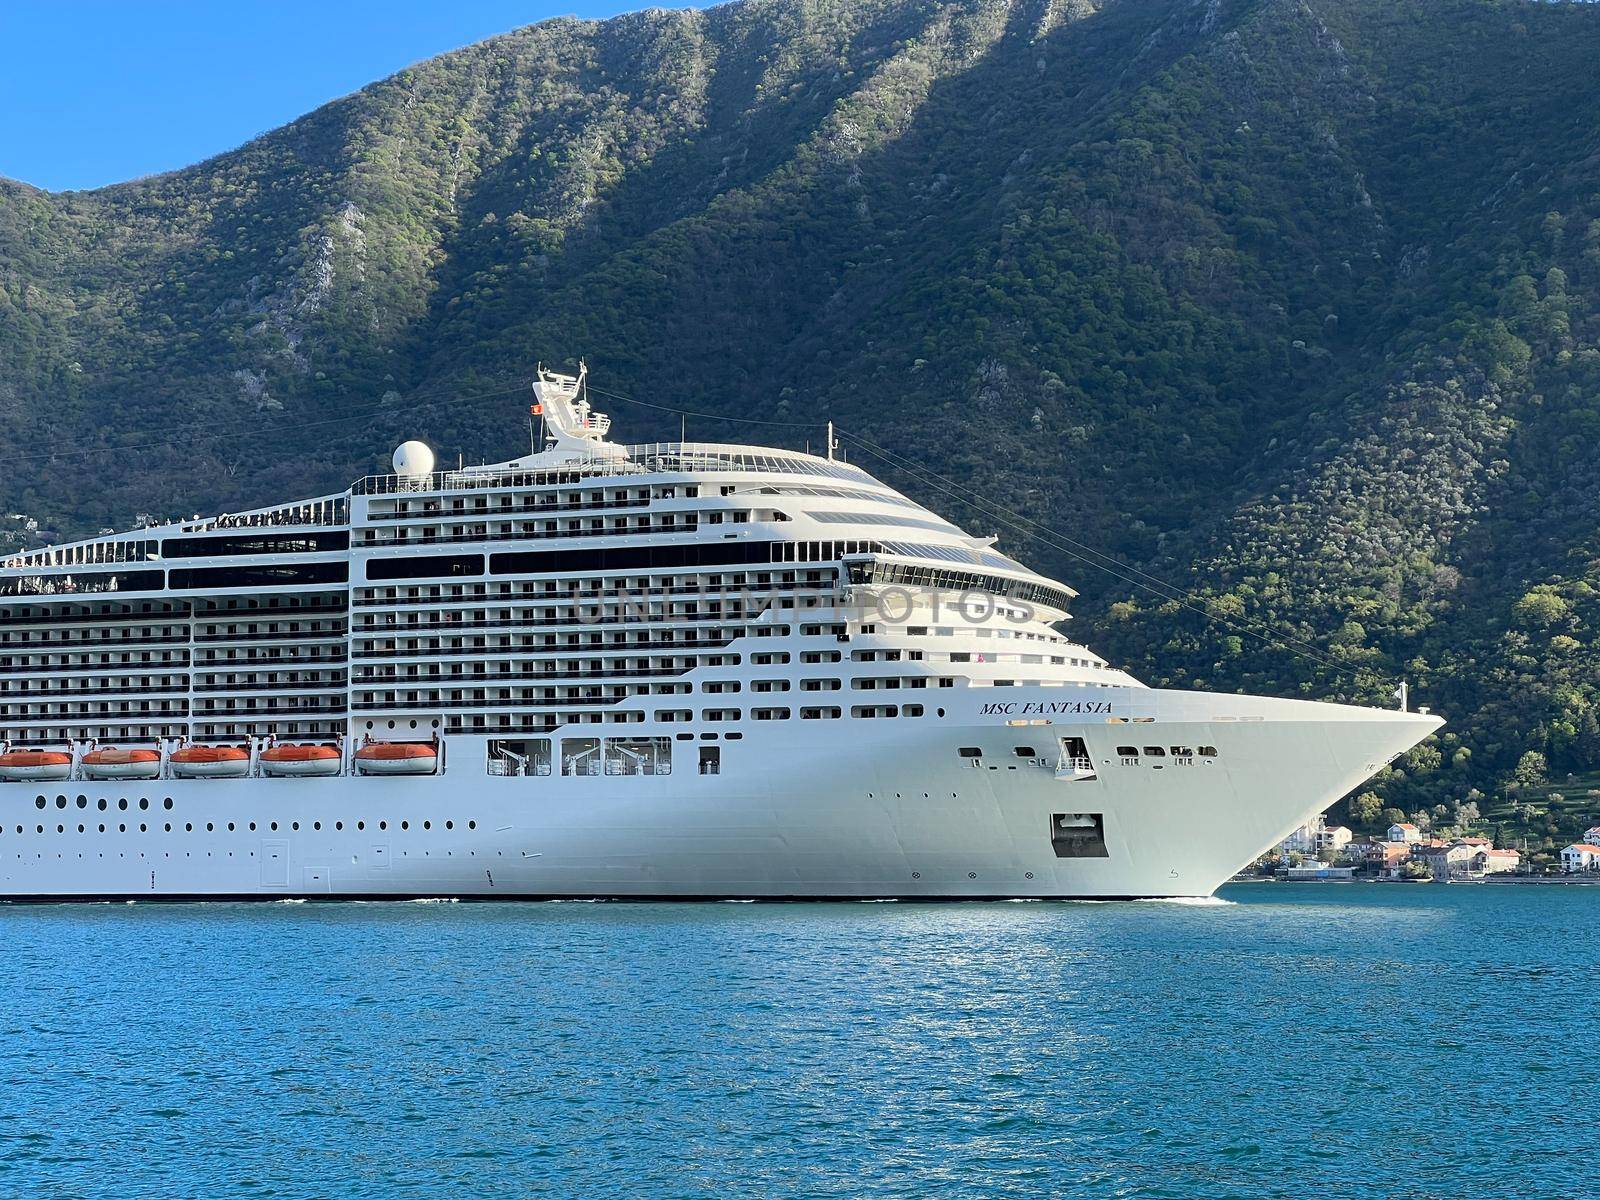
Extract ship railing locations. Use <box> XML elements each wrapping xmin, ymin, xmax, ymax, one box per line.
<box><xmin>351</xmin><ymin>639</ymin><xmax>736</xmax><ymax>659</ymax></box>
<box><xmin>193</xmin><ymin>628</ymin><xmax>347</xmax><ymax>643</ymax></box>
<box><xmin>353</xmin><ymin>522</ymin><xmax>698</xmax><ymax>548</ymax></box>
<box><xmin>350</xmin><ymin>444</ymin><xmax>871</xmax><ymax>496</ymax></box>
<box><xmin>357</xmin><ymin>696</ymin><xmax>653</xmax><ymax>712</ymax></box>
<box><xmin>351</xmin><ymin>579</ymin><xmax>835</xmax><ymax>607</ymax></box>
<box><xmin>0</xmin><ymin>683</ymin><xmax>189</xmax><ymax>697</ymax></box>
<box><xmin>353</xmin><ymin>664</ymin><xmax>690</xmax><ymax>687</ymax></box>
<box><xmin>193</xmin><ymin>679</ymin><xmax>348</xmax><ymax>693</ymax></box>
<box><xmin>365</xmin><ymin>496</ymin><xmax>650</xmax><ymax>519</ymax></box>
<box><xmin>0</xmin><ymin>632</ymin><xmax>191</xmax><ymax>650</ymax></box>
<box><xmin>351</xmin><ymin>608</ymin><xmax>776</xmax><ymax>634</ymax></box>
<box><xmin>0</xmin><ymin>660</ymin><xmax>191</xmax><ymax>676</ymax></box>
<box><xmin>1055</xmin><ymin>754</ymin><xmax>1098</xmax><ymax>781</ymax></box>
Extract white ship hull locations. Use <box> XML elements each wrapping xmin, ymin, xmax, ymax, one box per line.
<box><xmin>0</xmin><ymin>688</ymin><xmax>1439</xmax><ymax>900</ymax></box>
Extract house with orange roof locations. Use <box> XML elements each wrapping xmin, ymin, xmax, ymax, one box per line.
<box><xmin>1560</xmin><ymin>844</ymin><xmax>1600</xmax><ymax>873</ymax></box>
<box><xmin>1356</xmin><ymin>840</ymin><xmax>1414</xmax><ymax>878</ymax></box>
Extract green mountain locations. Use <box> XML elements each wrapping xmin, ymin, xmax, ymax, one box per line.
<box><xmin>4</xmin><ymin>0</ymin><xmax>1600</xmax><ymax>851</ymax></box>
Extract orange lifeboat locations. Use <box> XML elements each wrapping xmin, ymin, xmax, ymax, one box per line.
<box><xmin>82</xmin><ymin>746</ymin><xmax>162</xmax><ymax>781</ymax></box>
<box><xmin>355</xmin><ymin>741</ymin><xmax>438</xmax><ymax>777</ymax></box>
<box><xmin>170</xmin><ymin>744</ymin><xmax>250</xmax><ymax>779</ymax></box>
<box><xmin>0</xmin><ymin>749</ymin><xmax>73</xmax><ymax>783</ymax></box>
<box><xmin>259</xmin><ymin>743</ymin><xmax>343</xmax><ymax>778</ymax></box>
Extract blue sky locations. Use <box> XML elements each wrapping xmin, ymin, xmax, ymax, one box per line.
<box><xmin>0</xmin><ymin>1</ymin><xmax>703</xmax><ymax>192</ymax></box>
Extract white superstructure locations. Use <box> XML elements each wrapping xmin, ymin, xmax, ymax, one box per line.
<box><xmin>0</xmin><ymin>366</ymin><xmax>1440</xmax><ymax>899</ymax></box>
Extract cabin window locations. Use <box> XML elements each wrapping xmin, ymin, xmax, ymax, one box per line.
<box><xmin>698</xmin><ymin>747</ymin><xmax>721</xmax><ymax>776</ymax></box>
<box><xmin>958</xmin><ymin>747</ymin><xmax>983</xmax><ymax>759</ymax></box>
<box><xmin>1143</xmin><ymin>746</ymin><xmax>1166</xmax><ymax>757</ymax></box>
<box><xmin>1199</xmin><ymin>746</ymin><xmax>1218</xmax><ymax>757</ymax></box>
<box><xmin>1116</xmin><ymin>746</ymin><xmax>1139</xmax><ymax>757</ymax></box>
<box><xmin>1013</xmin><ymin>746</ymin><xmax>1037</xmax><ymax>758</ymax></box>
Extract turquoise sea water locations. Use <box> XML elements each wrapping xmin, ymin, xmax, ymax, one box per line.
<box><xmin>0</xmin><ymin>884</ymin><xmax>1592</xmax><ymax>1199</ymax></box>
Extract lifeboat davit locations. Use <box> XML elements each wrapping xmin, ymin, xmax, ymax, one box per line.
<box><xmin>82</xmin><ymin>747</ymin><xmax>162</xmax><ymax>781</ymax></box>
<box><xmin>355</xmin><ymin>741</ymin><xmax>438</xmax><ymax>776</ymax></box>
<box><xmin>0</xmin><ymin>749</ymin><xmax>73</xmax><ymax>783</ymax></box>
<box><xmin>259</xmin><ymin>743</ymin><xmax>343</xmax><ymax>778</ymax></box>
<box><xmin>170</xmin><ymin>744</ymin><xmax>250</xmax><ymax>779</ymax></box>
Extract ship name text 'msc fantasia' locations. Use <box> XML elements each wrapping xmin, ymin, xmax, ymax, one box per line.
<box><xmin>0</xmin><ymin>366</ymin><xmax>1441</xmax><ymax>899</ymax></box>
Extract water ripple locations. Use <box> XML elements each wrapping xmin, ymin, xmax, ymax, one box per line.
<box><xmin>0</xmin><ymin>884</ymin><xmax>1592</xmax><ymax>1197</ymax></box>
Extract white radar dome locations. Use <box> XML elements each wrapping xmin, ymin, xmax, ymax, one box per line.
<box><xmin>392</xmin><ymin>440</ymin><xmax>435</xmax><ymax>477</ymax></box>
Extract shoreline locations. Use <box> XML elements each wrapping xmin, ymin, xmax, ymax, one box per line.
<box><xmin>1231</xmin><ymin>874</ymin><xmax>1600</xmax><ymax>886</ymax></box>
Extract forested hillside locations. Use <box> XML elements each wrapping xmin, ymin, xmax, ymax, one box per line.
<box><xmin>4</xmin><ymin>0</ymin><xmax>1600</xmax><ymax>849</ymax></box>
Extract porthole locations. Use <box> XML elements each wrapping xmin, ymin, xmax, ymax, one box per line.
<box><xmin>911</xmin><ymin>871</ymin><xmax>921</xmax><ymax>879</ymax></box>
<box><xmin>163</xmin><ymin>823</ymin><xmax>171</xmax><ymax>833</ymax></box>
<box><xmin>34</xmin><ymin>797</ymin><xmax>45</xmax><ymax>811</ymax></box>
<box><xmin>56</xmin><ymin>824</ymin><xmax>64</xmax><ymax>834</ymax></box>
<box><xmin>37</xmin><ymin>825</ymin><xmax>44</xmax><ymax>834</ymax></box>
<box><xmin>379</xmin><ymin>821</ymin><xmax>387</xmax><ymax>831</ymax></box>
<box><xmin>98</xmin><ymin>825</ymin><xmax>105</xmax><ymax>833</ymax></box>
<box><xmin>185</xmin><ymin>823</ymin><xmax>192</xmax><ymax>832</ymax></box>
<box><xmin>357</xmin><ymin>821</ymin><xmax>365</xmax><ymax>831</ymax></box>
<box><xmin>139</xmin><ymin>824</ymin><xmax>147</xmax><ymax>833</ymax></box>
<box><xmin>138</xmin><ymin>798</ymin><xmax>149</xmax><ymax>810</ymax></box>
<box><xmin>968</xmin><ymin>872</ymin><xmax>977</xmax><ymax>879</ymax></box>
<box><xmin>468</xmin><ymin>820</ymin><xmax>476</xmax><ymax>830</ymax></box>
<box><xmin>207</xmin><ymin>823</ymin><xmax>214</xmax><ymax>832</ymax></box>
<box><xmin>313</xmin><ymin>822</ymin><xmax>321</xmax><ymax>831</ymax></box>
<box><xmin>55</xmin><ymin>796</ymin><xmax>66</xmax><ymax>809</ymax></box>
<box><xmin>76</xmin><ymin>796</ymin><xmax>88</xmax><ymax>809</ymax></box>
<box><xmin>249</xmin><ymin>822</ymin><xmax>256</xmax><ymax>832</ymax></box>
<box><xmin>118</xmin><ymin>824</ymin><xmax>126</xmax><ymax>833</ymax></box>
<box><xmin>117</xmin><ymin>799</ymin><xmax>128</xmax><ymax>811</ymax></box>
<box><xmin>270</xmin><ymin>822</ymin><xmax>278</xmax><ymax>832</ymax></box>
<box><xmin>228</xmin><ymin>823</ymin><xmax>236</xmax><ymax>832</ymax></box>
<box><xmin>400</xmin><ymin>821</ymin><xmax>409</xmax><ymax>831</ymax></box>
<box><xmin>445</xmin><ymin>821</ymin><xmax>453</xmax><ymax>830</ymax></box>
<box><xmin>334</xmin><ymin>822</ymin><xmax>342</xmax><ymax>831</ymax></box>
<box><xmin>97</xmin><ymin>799</ymin><xmax>107</xmax><ymax>811</ymax></box>
<box><xmin>291</xmin><ymin>822</ymin><xmax>299</xmax><ymax>831</ymax></box>
<box><xmin>422</xmin><ymin>821</ymin><xmax>431</xmax><ymax>830</ymax></box>
<box><xmin>163</xmin><ymin>798</ymin><xmax>173</xmax><ymax>810</ymax></box>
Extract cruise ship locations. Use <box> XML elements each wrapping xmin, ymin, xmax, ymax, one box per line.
<box><xmin>0</xmin><ymin>366</ymin><xmax>1440</xmax><ymax>900</ymax></box>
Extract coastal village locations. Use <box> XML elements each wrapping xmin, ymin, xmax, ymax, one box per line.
<box><xmin>1261</xmin><ymin>813</ymin><xmax>1600</xmax><ymax>882</ymax></box>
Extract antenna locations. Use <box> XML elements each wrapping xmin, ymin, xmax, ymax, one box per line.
<box><xmin>827</xmin><ymin>420</ymin><xmax>835</xmax><ymax>462</ymax></box>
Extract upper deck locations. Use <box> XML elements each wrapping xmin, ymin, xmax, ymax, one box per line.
<box><xmin>0</xmin><ymin>366</ymin><xmax>1121</xmax><ymax>748</ymax></box>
